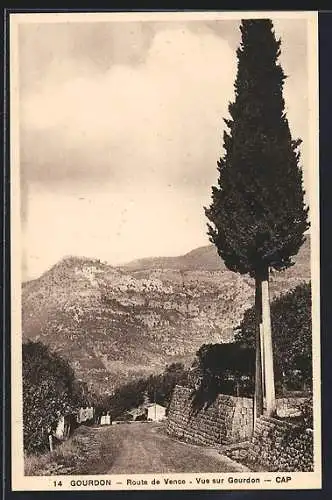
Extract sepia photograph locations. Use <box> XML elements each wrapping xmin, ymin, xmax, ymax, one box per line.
<box><xmin>10</xmin><ymin>10</ymin><xmax>320</xmax><ymax>491</ymax></box>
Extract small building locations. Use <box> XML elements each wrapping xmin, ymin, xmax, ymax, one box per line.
<box><xmin>77</xmin><ymin>406</ymin><xmax>94</xmax><ymax>424</ymax></box>
<box><xmin>147</xmin><ymin>403</ymin><xmax>167</xmax><ymax>422</ymax></box>
<box><xmin>100</xmin><ymin>412</ymin><xmax>112</xmax><ymax>425</ymax></box>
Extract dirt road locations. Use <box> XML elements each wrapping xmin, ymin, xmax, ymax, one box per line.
<box><xmin>27</xmin><ymin>422</ymin><xmax>249</xmax><ymax>476</ymax></box>
<box><xmin>103</xmin><ymin>422</ymin><xmax>248</xmax><ymax>474</ymax></box>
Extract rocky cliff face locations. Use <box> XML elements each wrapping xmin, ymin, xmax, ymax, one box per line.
<box><xmin>22</xmin><ymin>238</ymin><xmax>310</xmax><ymax>393</ymax></box>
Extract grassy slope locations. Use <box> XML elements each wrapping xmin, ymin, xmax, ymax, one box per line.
<box><xmin>24</xmin><ymin>425</ymin><xmax>122</xmax><ymax>476</ymax></box>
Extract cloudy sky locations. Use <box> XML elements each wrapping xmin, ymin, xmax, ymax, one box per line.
<box><xmin>16</xmin><ymin>14</ymin><xmax>311</xmax><ymax>280</ymax></box>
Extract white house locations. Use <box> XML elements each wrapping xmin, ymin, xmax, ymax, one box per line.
<box><xmin>100</xmin><ymin>413</ymin><xmax>112</xmax><ymax>425</ymax></box>
<box><xmin>147</xmin><ymin>403</ymin><xmax>167</xmax><ymax>422</ymax></box>
<box><xmin>77</xmin><ymin>406</ymin><xmax>94</xmax><ymax>424</ymax></box>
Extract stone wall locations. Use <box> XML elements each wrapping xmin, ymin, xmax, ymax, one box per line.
<box><xmin>247</xmin><ymin>415</ymin><xmax>313</xmax><ymax>472</ymax></box>
<box><xmin>166</xmin><ymin>385</ymin><xmax>253</xmax><ymax>446</ymax></box>
<box><xmin>275</xmin><ymin>397</ymin><xmax>307</xmax><ymax>418</ymax></box>
<box><xmin>167</xmin><ymin>386</ymin><xmax>313</xmax><ymax>471</ymax></box>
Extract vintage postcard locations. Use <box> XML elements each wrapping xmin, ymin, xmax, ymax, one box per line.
<box><xmin>10</xmin><ymin>10</ymin><xmax>320</xmax><ymax>491</ymax></box>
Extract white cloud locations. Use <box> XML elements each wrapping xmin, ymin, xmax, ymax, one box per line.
<box><xmin>21</xmin><ymin>27</ymin><xmax>238</xmax><ymax>278</ymax></box>
<box><xmin>20</xmin><ymin>22</ymin><xmax>311</xmax><ymax>279</ymax></box>
<box><xmin>21</xmin><ymin>27</ymin><xmax>236</xmax><ymax>186</ymax></box>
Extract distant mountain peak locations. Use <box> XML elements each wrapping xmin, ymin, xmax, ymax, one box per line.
<box><xmin>121</xmin><ymin>244</ymin><xmax>226</xmax><ymax>273</ymax></box>
<box><xmin>42</xmin><ymin>255</ymin><xmax>113</xmax><ymax>277</ymax></box>
<box><xmin>121</xmin><ymin>234</ymin><xmax>310</xmax><ymax>273</ymax></box>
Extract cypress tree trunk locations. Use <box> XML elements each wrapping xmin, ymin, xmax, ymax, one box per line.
<box><xmin>254</xmin><ymin>273</ymin><xmax>263</xmax><ymax>428</ymax></box>
<box><xmin>260</xmin><ymin>322</ymin><xmax>265</xmax><ymax>404</ymax></box>
<box><xmin>261</xmin><ymin>265</ymin><xmax>276</xmax><ymax>416</ymax></box>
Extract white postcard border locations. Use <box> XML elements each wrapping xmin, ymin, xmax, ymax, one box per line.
<box><xmin>9</xmin><ymin>10</ymin><xmax>321</xmax><ymax>492</ymax></box>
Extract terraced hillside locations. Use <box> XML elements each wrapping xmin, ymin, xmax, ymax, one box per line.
<box><xmin>22</xmin><ymin>236</ymin><xmax>310</xmax><ymax>393</ymax></box>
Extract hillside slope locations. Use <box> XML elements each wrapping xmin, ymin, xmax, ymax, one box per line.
<box><xmin>22</xmin><ymin>237</ymin><xmax>310</xmax><ymax>393</ymax></box>
<box><xmin>121</xmin><ymin>245</ymin><xmax>226</xmax><ymax>272</ymax></box>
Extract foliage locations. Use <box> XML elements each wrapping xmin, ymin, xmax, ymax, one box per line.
<box><xmin>109</xmin><ymin>363</ymin><xmax>190</xmax><ymax>418</ymax></box>
<box><xmin>299</xmin><ymin>398</ymin><xmax>313</xmax><ymax>430</ymax></box>
<box><xmin>109</xmin><ymin>378</ymin><xmax>147</xmax><ymax>418</ymax></box>
<box><xmin>188</xmin><ymin>283</ymin><xmax>312</xmax><ymax>409</ymax></box>
<box><xmin>189</xmin><ymin>342</ymin><xmax>255</xmax><ymax>412</ymax></box>
<box><xmin>24</xmin><ymin>424</ymin><xmax>122</xmax><ymax>476</ymax></box>
<box><xmin>145</xmin><ymin>362</ymin><xmax>190</xmax><ymax>408</ymax></box>
<box><xmin>23</xmin><ymin>341</ymin><xmax>87</xmax><ymax>453</ymax></box>
<box><xmin>234</xmin><ymin>282</ymin><xmax>312</xmax><ymax>391</ymax></box>
<box><xmin>135</xmin><ymin>413</ymin><xmax>147</xmax><ymax>421</ymax></box>
<box><xmin>205</xmin><ymin>19</ymin><xmax>309</xmax><ymax>277</ymax></box>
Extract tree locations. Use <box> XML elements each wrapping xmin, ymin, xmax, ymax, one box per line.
<box><xmin>108</xmin><ymin>363</ymin><xmax>190</xmax><ymax>419</ymax></box>
<box><xmin>205</xmin><ymin>19</ymin><xmax>309</xmax><ymax>418</ymax></box>
<box><xmin>190</xmin><ymin>342</ymin><xmax>255</xmax><ymax>413</ymax></box>
<box><xmin>234</xmin><ymin>282</ymin><xmax>312</xmax><ymax>392</ymax></box>
<box><xmin>23</xmin><ymin>341</ymin><xmax>85</xmax><ymax>453</ymax></box>
<box><xmin>109</xmin><ymin>378</ymin><xmax>147</xmax><ymax>418</ymax></box>
<box><xmin>146</xmin><ymin>363</ymin><xmax>189</xmax><ymax>407</ymax></box>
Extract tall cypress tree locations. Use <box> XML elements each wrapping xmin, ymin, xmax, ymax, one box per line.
<box><xmin>205</xmin><ymin>19</ymin><xmax>309</xmax><ymax>418</ymax></box>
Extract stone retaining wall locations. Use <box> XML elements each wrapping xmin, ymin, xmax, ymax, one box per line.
<box><xmin>276</xmin><ymin>397</ymin><xmax>308</xmax><ymax>418</ymax></box>
<box><xmin>167</xmin><ymin>385</ymin><xmax>312</xmax><ymax>465</ymax></box>
<box><xmin>247</xmin><ymin>415</ymin><xmax>313</xmax><ymax>472</ymax></box>
<box><xmin>166</xmin><ymin>385</ymin><xmax>253</xmax><ymax>446</ymax></box>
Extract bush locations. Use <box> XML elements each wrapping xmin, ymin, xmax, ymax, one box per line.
<box><xmin>234</xmin><ymin>283</ymin><xmax>312</xmax><ymax>392</ymax></box>
<box><xmin>135</xmin><ymin>413</ymin><xmax>147</xmax><ymax>421</ymax></box>
<box><xmin>299</xmin><ymin>398</ymin><xmax>313</xmax><ymax>430</ymax></box>
<box><xmin>23</xmin><ymin>341</ymin><xmax>84</xmax><ymax>453</ymax></box>
<box><xmin>109</xmin><ymin>363</ymin><xmax>190</xmax><ymax>418</ymax></box>
<box><xmin>187</xmin><ymin>284</ymin><xmax>312</xmax><ymax>411</ymax></box>
<box><xmin>189</xmin><ymin>342</ymin><xmax>255</xmax><ymax>412</ymax></box>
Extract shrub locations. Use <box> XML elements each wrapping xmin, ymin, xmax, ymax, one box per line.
<box><xmin>189</xmin><ymin>342</ymin><xmax>255</xmax><ymax>412</ymax></box>
<box><xmin>23</xmin><ymin>341</ymin><xmax>84</xmax><ymax>453</ymax></box>
<box><xmin>299</xmin><ymin>398</ymin><xmax>313</xmax><ymax>430</ymax></box>
<box><xmin>234</xmin><ymin>282</ymin><xmax>312</xmax><ymax>392</ymax></box>
<box><xmin>109</xmin><ymin>363</ymin><xmax>190</xmax><ymax>418</ymax></box>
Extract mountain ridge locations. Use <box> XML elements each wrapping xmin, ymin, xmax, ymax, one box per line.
<box><xmin>120</xmin><ymin>244</ymin><xmax>226</xmax><ymax>273</ymax></box>
<box><xmin>22</xmin><ymin>236</ymin><xmax>310</xmax><ymax>394</ymax></box>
